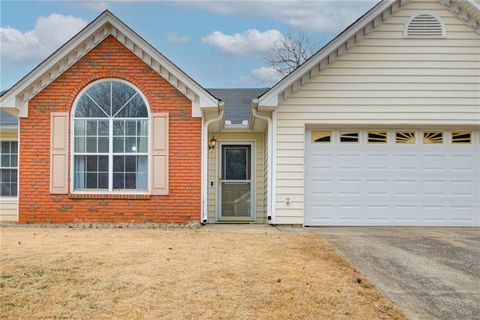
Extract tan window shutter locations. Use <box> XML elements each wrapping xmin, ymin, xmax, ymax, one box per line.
<box><xmin>151</xmin><ymin>112</ymin><xmax>169</xmax><ymax>195</ymax></box>
<box><xmin>50</xmin><ymin>112</ymin><xmax>69</xmax><ymax>194</ymax></box>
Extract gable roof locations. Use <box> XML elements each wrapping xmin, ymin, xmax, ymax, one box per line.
<box><xmin>207</xmin><ymin>88</ymin><xmax>269</xmax><ymax>124</ymax></box>
<box><xmin>0</xmin><ymin>11</ymin><xmax>219</xmax><ymax>117</ymax></box>
<box><xmin>256</xmin><ymin>0</ymin><xmax>480</xmax><ymax>108</ymax></box>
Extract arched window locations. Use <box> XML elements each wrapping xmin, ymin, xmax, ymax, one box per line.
<box><xmin>404</xmin><ymin>13</ymin><xmax>446</xmax><ymax>38</ymax></box>
<box><xmin>73</xmin><ymin>80</ymin><xmax>149</xmax><ymax>192</ymax></box>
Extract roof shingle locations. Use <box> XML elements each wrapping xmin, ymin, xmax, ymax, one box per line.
<box><xmin>207</xmin><ymin>88</ymin><xmax>269</xmax><ymax>124</ymax></box>
<box><xmin>0</xmin><ymin>111</ymin><xmax>18</xmax><ymax>126</ymax></box>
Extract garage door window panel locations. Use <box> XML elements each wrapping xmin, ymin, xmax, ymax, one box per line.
<box><xmin>368</xmin><ymin>131</ymin><xmax>388</xmax><ymax>144</ymax></box>
<box><xmin>340</xmin><ymin>131</ymin><xmax>359</xmax><ymax>143</ymax></box>
<box><xmin>451</xmin><ymin>131</ymin><xmax>472</xmax><ymax>144</ymax></box>
<box><xmin>423</xmin><ymin>131</ymin><xmax>443</xmax><ymax>144</ymax></box>
<box><xmin>312</xmin><ymin>130</ymin><xmax>332</xmax><ymax>143</ymax></box>
<box><xmin>395</xmin><ymin>131</ymin><xmax>416</xmax><ymax>144</ymax></box>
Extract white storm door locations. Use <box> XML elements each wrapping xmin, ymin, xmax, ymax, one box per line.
<box><xmin>219</xmin><ymin>145</ymin><xmax>252</xmax><ymax>220</ymax></box>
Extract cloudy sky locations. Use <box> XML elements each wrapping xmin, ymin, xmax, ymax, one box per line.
<box><xmin>0</xmin><ymin>0</ymin><xmax>376</xmax><ymax>91</ymax></box>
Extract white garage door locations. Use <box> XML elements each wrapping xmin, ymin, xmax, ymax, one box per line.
<box><xmin>305</xmin><ymin>129</ymin><xmax>480</xmax><ymax>226</ymax></box>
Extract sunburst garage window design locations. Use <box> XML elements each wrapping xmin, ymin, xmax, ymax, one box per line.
<box><xmin>423</xmin><ymin>131</ymin><xmax>443</xmax><ymax>144</ymax></box>
<box><xmin>395</xmin><ymin>131</ymin><xmax>416</xmax><ymax>144</ymax></box>
<box><xmin>73</xmin><ymin>80</ymin><xmax>149</xmax><ymax>192</ymax></box>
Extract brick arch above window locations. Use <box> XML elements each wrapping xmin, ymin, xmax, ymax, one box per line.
<box><xmin>66</xmin><ymin>73</ymin><xmax>148</xmax><ymax>109</ymax></box>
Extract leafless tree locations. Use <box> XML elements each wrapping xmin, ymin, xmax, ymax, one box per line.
<box><xmin>267</xmin><ymin>33</ymin><xmax>317</xmax><ymax>76</ymax></box>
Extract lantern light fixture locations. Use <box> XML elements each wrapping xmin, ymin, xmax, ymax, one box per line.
<box><xmin>208</xmin><ymin>136</ymin><xmax>217</xmax><ymax>150</ymax></box>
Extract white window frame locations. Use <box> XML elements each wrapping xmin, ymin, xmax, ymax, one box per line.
<box><xmin>0</xmin><ymin>139</ymin><xmax>18</xmax><ymax>198</ymax></box>
<box><xmin>70</xmin><ymin>78</ymin><xmax>152</xmax><ymax>195</ymax></box>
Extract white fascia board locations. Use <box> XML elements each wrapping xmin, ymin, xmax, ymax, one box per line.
<box><xmin>257</xmin><ymin>0</ymin><xmax>397</xmax><ymax>108</ymax></box>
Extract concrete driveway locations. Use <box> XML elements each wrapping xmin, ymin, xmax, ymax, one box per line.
<box><xmin>313</xmin><ymin>227</ymin><xmax>480</xmax><ymax>320</ymax></box>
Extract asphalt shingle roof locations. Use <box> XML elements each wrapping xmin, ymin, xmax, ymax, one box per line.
<box><xmin>0</xmin><ymin>88</ymin><xmax>269</xmax><ymax>127</ymax></box>
<box><xmin>0</xmin><ymin>111</ymin><xmax>18</xmax><ymax>126</ymax></box>
<box><xmin>207</xmin><ymin>88</ymin><xmax>269</xmax><ymax>124</ymax></box>
<box><xmin>0</xmin><ymin>89</ymin><xmax>18</xmax><ymax>126</ymax></box>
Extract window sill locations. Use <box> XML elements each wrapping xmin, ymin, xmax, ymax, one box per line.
<box><xmin>68</xmin><ymin>193</ymin><xmax>151</xmax><ymax>200</ymax></box>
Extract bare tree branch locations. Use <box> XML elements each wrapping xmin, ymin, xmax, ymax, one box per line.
<box><xmin>266</xmin><ymin>32</ymin><xmax>316</xmax><ymax>76</ymax></box>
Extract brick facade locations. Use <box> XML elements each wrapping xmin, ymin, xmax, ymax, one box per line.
<box><xmin>19</xmin><ymin>36</ymin><xmax>201</xmax><ymax>224</ymax></box>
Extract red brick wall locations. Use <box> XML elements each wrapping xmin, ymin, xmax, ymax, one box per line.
<box><xmin>19</xmin><ymin>36</ymin><xmax>201</xmax><ymax>224</ymax></box>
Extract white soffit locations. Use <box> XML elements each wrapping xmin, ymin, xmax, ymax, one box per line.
<box><xmin>257</xmin><ymin>0</ymin><xmax>480</xmax><ymax>108</ymax></box>
<box><xmin>0</xmin><ymin>11</ymin><xmax>219</xmax><ymax>117</ymax></box>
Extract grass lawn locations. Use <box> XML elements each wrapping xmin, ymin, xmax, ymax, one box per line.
<box><xmin>0</xmin><ymin>227</ymin><xmax>404</xmax><ymax>319</ymax></box>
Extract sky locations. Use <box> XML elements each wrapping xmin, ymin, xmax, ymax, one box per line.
<box><xmin>0</xmin><ymin>0</ymin><xmax>377</xmax><ymax>91</ymax></box>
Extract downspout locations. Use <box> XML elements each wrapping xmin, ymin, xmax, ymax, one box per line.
<box><xmin>201</xmin><ymin>104</ymin><xmax>224</xmax><ymax>225</ymax></box>
<box><xmin>16</xmin><ymin>119</ymin><xmax>20</xmax><ymax>223</ymax></box>
<box><xmin>251</xmin><ymin>100</ymin><xmax>273</xmax><ymax>222</ymax></box>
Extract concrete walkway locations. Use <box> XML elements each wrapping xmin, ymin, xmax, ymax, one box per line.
<box><xmin>201</xmin><ymin>223</ymin><xmax>286</xmax><ymax>234</ymax></box>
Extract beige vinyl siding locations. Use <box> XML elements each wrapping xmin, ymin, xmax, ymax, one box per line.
<box><xmin>0</xmin><ymin>199</ymin><xmax>18</xmax><ymax>222</ymax></box>
<box><xmin>0</xmin><ymin>129</ymin><xmax>18</xmax><ymax>222</ymax></box>
<box><xmin>0</xmin><ymin>130</ymin><xmax>17</xmax><ymax>140</ymax></box>
<box><xmin>274</xmin><ymin>0</ymin><xmax>480</xmax><ymax>224</ymax></box>
<box><xmin>207</xmin><ymin>133</ymin><xmax>265</xmax><ymax>223</ymax></box>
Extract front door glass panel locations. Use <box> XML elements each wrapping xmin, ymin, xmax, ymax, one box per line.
<box><xmin>221</xmin><ymin>145</ymin><xmax>252</xmax><ymax>218</ymax></box>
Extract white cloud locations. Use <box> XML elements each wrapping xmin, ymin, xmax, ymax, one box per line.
<box><xmin>165</xmin><ymin>31</ymin><xmax>191</xmax><ymax>44</ymax></box>
<box><xmin>235</xmin><ymin>67</ymin><xmax>283</xmax><ymax>86</ymax></box>
<box><xmin>177</xmin><ymin>1</ymin><xmax>376</xmax><ymax>32</ymax></box>
<box><xmin>202</xmin><ymin>29</ymin><xmax>283</xmax><ymax>57</ymax></box>
<box><xmin>1</xmin><ymin>13</ymin><xmax>87</xmax><ymax>65</ymax></box>
<box><xmin>251</xmin><ymin>66</ymin><xmax>283</xmax><ymax>84</ymax></box>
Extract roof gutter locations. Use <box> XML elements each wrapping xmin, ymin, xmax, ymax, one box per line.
<box><xmin>201</xmin><ymin>101</ymin><xmax>224</xmax><ymax>224</ymax></box>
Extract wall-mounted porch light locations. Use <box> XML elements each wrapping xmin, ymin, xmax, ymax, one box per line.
<box><xmin>208</xmin><ymin>136</ymin><xmax>217</xmax><ymax>150</ymax></box>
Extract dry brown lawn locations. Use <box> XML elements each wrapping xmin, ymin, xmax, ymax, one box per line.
<box><xmin>0</xmin><ymin>227</ymin><xmax>405</xmax><ymax>320</ymax></box>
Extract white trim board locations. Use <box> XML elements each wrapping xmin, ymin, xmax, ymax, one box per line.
<box><xmin>0</xmin><ymin>11</ymin><xmax>219</xmax><ymax>118</ymax></box>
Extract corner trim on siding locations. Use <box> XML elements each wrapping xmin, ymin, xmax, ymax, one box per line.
<box><xmin>252</xmin><ymin>107</ymin><xmax>273</xmax><ymax>221</ymax></box>
<box><xmin>271</xmin><ymin>110</ymin><xmax>278</xmax><ymax>224</ymax></box>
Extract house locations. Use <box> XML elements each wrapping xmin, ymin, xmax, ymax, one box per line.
<box><xmin>0</xmin><ymin>0</ymin><xmax>479</xmax><ymax>226</ymax></box>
